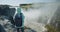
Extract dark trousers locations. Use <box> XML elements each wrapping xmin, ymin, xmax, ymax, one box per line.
<box><xmin>17</xmin><ymin>27</ymin><xmax>24</xmax><ymax>32</ymax></box>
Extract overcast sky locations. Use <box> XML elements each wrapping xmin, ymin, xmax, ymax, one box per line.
<box><xmin>0</xmin><ymin>0</ymin><xmax>60</xmax><ymax>6</ymax></box>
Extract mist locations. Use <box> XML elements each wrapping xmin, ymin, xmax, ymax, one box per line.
<box><xmin>21</xmin><ymin>3</ymin><xmax>59</xmax><ymax>32</ymax></box>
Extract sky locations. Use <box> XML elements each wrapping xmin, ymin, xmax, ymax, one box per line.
<box><xmin>0</xmin><ymin>0</ymin><xmax>60</xmax><ymax>6</ymax></box>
